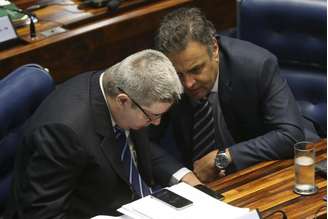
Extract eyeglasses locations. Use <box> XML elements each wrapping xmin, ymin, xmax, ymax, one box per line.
<box><xmin>117</xmin><ymin>87</ymin><xmax>162</xmax><ymax>122</ymax></box>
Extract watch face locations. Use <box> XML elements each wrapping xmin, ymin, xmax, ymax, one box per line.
<box><xmin>215</xmin><ymin>153</ymin><xmax>229</xmax><ymax>169</ymax></box>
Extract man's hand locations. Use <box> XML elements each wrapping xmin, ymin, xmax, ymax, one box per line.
<box><xmin>180</xmin><ymin>172</ymin><xmax>202</xmax><ymax>186</ymax></box>
<box><xmin>193</xmin><ymin>149</ymin><xmax>224</xmax><ymax>183</ymax></box>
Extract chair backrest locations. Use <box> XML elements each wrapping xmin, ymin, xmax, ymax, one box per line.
<box><xmin>0</xmin><ymin>64</ymin><xmax>54</xmax><ymax>215</ymax></box>
<box><xmin>237</xmin><ymin>0</ymin><xmax>327</xmax><ymax>137</ymax></box>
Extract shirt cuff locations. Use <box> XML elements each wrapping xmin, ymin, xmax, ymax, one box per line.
<box><xmin>169</xmin><ymin>167</ymin><xmax>192</xmax><ymax>185</ymax></box>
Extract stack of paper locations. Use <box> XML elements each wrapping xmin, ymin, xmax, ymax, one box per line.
<box><xmin>113</xmin><ymin>183</ymin><xmax>259</xmax><ymax>219</ymax></box>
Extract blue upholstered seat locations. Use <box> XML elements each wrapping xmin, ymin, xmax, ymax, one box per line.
<box><xmin>0</xmin><ymin>64</ymin><xmax>54</xmax><ymax>215</ymax></box>
<box><xmin>237</xmin><ymin>0</ymin><xmax>327</xmax><ymax>137</ymax></box>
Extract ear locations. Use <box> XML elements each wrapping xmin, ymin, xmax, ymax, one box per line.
<box><xmin>116</xmin><ymin>93</ymin><xmax>130</xmax><ymax>107</ymax></box>
<box><xmin>211</xmin><ymin>37</ymin><xmax>219</xmax><ymax>60</ymax></box>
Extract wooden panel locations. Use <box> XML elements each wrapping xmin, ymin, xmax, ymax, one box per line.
<box><xmin>208</xmin><ymin>139</ymin><xmax>327</xmax><ymax>219</ymax></box>
<box><xmin>193</xmin><ymin>0</ymin><xmax>237</xmax><ymax>31</ymax></box>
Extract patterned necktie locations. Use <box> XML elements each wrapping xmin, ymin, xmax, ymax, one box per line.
<box><xmin>192</xmin><ymin>99</ymin><xmax>217</xmax><ymax>161</ymax></box>
<box><xmin>114</xmin><ymin>126</ymin><xmax>152</xmax><ymax>197</ymax></box>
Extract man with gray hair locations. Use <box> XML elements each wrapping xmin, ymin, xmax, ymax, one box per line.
<box><xmin>150</xmin><ymin>7</ymin><xmax>318</xmax><ymax>183</ymax></box>
<box><xmin>5</xmin><ymin>49</ymin><xmax>201</xmax><ymax>219</ymax></box>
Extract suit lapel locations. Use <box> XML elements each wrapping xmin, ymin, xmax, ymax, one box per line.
<box><xmin>217</xmin><ymin>36</ymin><xmax>240</xmax><ymax>140</ymax></box>
<box><xmin>89</xmin><ymin>71</ymin><xmax>130</xmax><ymax>185</ymax></box>
<box><xmin>99</xmin><ymin>136</ymin><xmax>130</xmax><ymax>186</ymax></box>
<box><xmin>218</xmin><ymin>36</ymin><xmax>233</xmax><ymax>106</ymax></box>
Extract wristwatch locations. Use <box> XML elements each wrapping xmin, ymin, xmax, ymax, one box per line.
<box><xmin>214</xmin><ymin>149</ymin><xmax>230</xmax><ymax>170</ymax></box>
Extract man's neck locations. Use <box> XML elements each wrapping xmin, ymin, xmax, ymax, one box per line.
<box><xmin>107</xmin><ymin>97</ymin><xmax>125</xmax><ymax>129</ymax></box>
<box><xmin>100</xmin><ymin>72</ymin><xmax>124</xmax><ymax>129</ymax></box>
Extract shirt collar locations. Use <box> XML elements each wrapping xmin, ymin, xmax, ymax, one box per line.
<box><xmin>211</xmin><ymin>65</ymin><xmax>219</xmax><ymax>93</ymax></box>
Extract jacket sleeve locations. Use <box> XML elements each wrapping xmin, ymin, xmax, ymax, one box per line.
<box><xmin>15</xmin><ymin>124</ymin><xmax>86</xmax><ymax>219</ymax></box>
<box><xmin>149</xmin><ymin>140</ymin><xmax>184</xmax><ymax>186</ymax></box>
<box><xmin>229</xmin><ymin>56</ymin><xmax>305</xmax><ymax>170</ymax></box>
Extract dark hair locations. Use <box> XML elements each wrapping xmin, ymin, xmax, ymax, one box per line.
<box><xmin>155</xmin><ymin>7</ymin><xmax>216</xmax><ymax>55</ymax></box>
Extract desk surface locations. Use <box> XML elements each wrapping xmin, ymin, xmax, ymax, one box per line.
<box><xmin>208</xmin><ymin>139</ymin><xmax>327</xmax><ymax>219</ymax></box>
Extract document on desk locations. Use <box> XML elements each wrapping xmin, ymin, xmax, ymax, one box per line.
<box><xmin>91</xmin><ymin>215</ymin><xmax>132</xmax><ymax>219</ymax></box>
<box><xmin>117</xmin><ymin>182</ymin><xmax>260</xmax><ymax>219</ymax></box>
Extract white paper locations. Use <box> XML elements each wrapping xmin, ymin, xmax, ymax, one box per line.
<box><xmin>0</xmin><ymin>16</ymin><xmax>18</xmax><ymax>43</ymax></box>
<box><xmin>117</xmin><ymin>183</ymin><xmax>256</xmax><ymax>219</ymax></box>
<box><xmin>91</xmin><ymin>215</ymin><xmax>132</xmax><ymax>219</ymax></box>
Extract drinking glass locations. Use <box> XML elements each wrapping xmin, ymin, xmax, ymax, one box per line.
<box><xmin>294</xmin><ymin>141</ymin><xmax>318</xmax><ymax>195</ymax></box>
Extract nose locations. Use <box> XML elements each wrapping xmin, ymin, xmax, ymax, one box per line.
<box><xmin>182</xmin><ymin>74</ymin><xmax>195</xmax><ymax>89</ymax></box>
<box><xmin>150</xmin><ymin>117</ymin><xmax>161</xmax><ymax>126</ymax></box>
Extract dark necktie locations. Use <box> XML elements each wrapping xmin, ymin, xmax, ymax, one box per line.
<box><xmin>114</xmin><ymin>126</ymin><xmax>152</xmax><ymax>197</ymax></box>
<box><xmin>192</xmin><ymin>99</ymin><xmax>217</xmax><ymax>161</ymax></box>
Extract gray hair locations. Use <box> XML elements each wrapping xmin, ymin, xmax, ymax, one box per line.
<box><xmin>155</xmin><ymin>7</ymin><xmax>216</xmax><ymax>56</ymax></box>
<box><xmin>103</xmin><ymin>49</ymin><xmax>183</xmax><ymax>106</ymax></box>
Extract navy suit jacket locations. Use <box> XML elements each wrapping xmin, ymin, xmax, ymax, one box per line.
<box><xmin>5</xmin><ymin>71</ymin><xmax>182</xmax><ymax>219</ymax></box>
<box><xmin>150</xmin><ymin>36</ymin><xmax>305</xmax><ymax>171</ymax></box>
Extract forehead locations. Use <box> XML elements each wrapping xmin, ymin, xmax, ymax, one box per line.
<box><xmin>167</xmin><ymin>40</ymin><xmax>210</xmax><ymax>72</ymax></box>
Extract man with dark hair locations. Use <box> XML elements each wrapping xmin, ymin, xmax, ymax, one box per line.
<box><xmin>150</xmin><ymin>7</ymin><xmax>319</xmax><ymax>182</ymax></box>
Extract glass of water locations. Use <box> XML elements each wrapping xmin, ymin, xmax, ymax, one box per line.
<box><xmin>294</xmin><ymin>141</ymin><xmax>318</xmax><ymax>195</ymax></box>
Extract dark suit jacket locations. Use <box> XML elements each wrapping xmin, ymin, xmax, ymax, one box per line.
<box><xmin>150</xmin><ymin>36</ymin><xmax>305</xmax><ymax>171</ymax></box>
<box><xmin>5</xmin><ymin>71</ymin><xmax>182</xmax><ymax>219</ymax></box>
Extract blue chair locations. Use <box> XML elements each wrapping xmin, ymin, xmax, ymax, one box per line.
<box><xmin>0</xmin><ymin>64</ymin><xmax>54</xmax><ymax>216</ymax></box>
<box><xmin>237</xmin><ymin>0</ymin><xmax>327</xmax><ymax>137</ymax></box>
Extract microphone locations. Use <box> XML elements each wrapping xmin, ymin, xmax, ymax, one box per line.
<box><xmin>27</xmin><ymin>12</ymin><xmax>36</xmax><ymax>38</ymax></box>
<box><xmin>0</xmin><ymin>6</ymin><xmax>37</xmax><ymax>39</ymax></box>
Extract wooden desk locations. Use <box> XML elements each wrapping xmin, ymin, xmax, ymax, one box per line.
<box><xmin>0</xmin><ymin>0</ymin><xmax>193</xmax><ymax>82</ymax></box>
<box><xmin>0</xmin><ymin>0</ymin><xmax>236</xmax><ymax>82</ymax></box>
<box><xmin>208</xmin><ymin>139</ymin><xmax>327</xmax><ymax>219</ymax></box>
